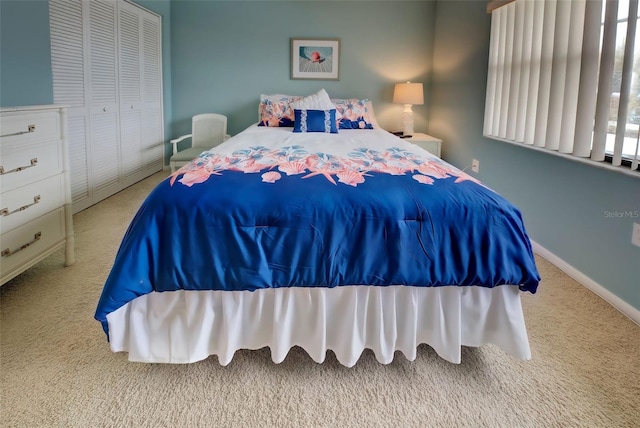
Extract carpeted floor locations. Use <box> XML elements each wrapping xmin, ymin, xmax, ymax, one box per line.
<box><xmin>1</xmin><ymin>171</ymin><xmax>639</xmax><ymax>427</ymax></box>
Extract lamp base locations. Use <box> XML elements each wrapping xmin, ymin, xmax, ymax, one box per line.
<box><xmin>401</xmin><ymin>104</ymin><xmax>414</xmax><ymax>136</ymax></box>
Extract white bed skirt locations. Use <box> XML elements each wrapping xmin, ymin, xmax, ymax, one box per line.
<box><xmin>106</xmin><ymin>285</ymin><xmax>531</xmax><ymax>367</ymax></box>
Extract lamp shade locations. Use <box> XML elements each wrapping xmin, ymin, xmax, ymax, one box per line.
<box><xmin>393</xmin><ymin>82</ymin><xmax>424</xmax><ymax>105</ymax></box>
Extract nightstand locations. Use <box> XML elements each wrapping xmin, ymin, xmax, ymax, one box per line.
<box><xmin>405</xmin><ymin>133</ymin><xmax>443</xmax><ymax>158</ymax></box>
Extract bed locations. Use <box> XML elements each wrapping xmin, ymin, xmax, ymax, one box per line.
<box><xmin>95</xmin><ymin>94</ymin><xmax>540</xmax><ymax>367</ymax></box>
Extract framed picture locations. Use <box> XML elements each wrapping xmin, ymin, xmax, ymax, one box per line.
<box><xmin>291</xmin><ymin>38</ymin><xmax>340</xmax><ymax>80</ymax></box>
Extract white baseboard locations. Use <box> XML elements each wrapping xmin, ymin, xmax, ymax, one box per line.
<box><xmin>531</xmin><ymin>240</ymin><xmax>640</xmax><ymax>326</ymax></box>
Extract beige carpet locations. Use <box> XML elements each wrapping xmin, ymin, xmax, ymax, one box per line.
<box><xmin>1</xmin><ymin>171</ymin><xmax>639</xmax><ymax>428</ymax></box>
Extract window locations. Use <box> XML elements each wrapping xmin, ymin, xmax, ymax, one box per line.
<box><xmin>484</xmin><ymin>0</ymin><xmax>640</xmax><ymax>175</ymax></box>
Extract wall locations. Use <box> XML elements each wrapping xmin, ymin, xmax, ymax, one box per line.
<box><xmin>170</xmin><ymin>0</ymin><xmax>435</xmax><ymax>138</ymax></box>
<box><xmin>0</xmin><ymin>0</ymin><xmax>173</xmax><ymax>160</ymax></box>
<box><xmin>0</xmin><ymin>0</ymin><xmax>54</xmax><ymax>107</ymax></box>
<box><xmin>1</xmin><ymin>0</ymin><xmax>435</xmax><ymax>164</ymax></box>
<box><xmin>429</xmin><ymin>0</ymin><xmax>640</xmax><ymax>313</ymax></box>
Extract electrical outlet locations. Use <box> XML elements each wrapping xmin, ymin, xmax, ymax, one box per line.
<box><xmin>472</xmin><ymin>159</ymin><xmax>480</xmax><ymax>173</ymax></box>
<box><xmin>632</xmin><ymin>222</ymin><xmax>640</xmax><ymax>248</ymax></box>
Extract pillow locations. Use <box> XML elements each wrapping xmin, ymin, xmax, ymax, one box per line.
<box><xmin>258</xmin><ymin>94</ymin><xmax>302</xmax><ymax>127</ymax></box>
<box><xmin>364</xmin><ymin>100</ymin><xmax>381</xmax><ymax>129</ymax></box>
<box><xmin>293</xmin><ymin>109</ymin><xmax>338</xmax><ymax>133</ymax></box>
<box><xmin>331</xmin><ymin>98</ymin><xmax>375</xmax><ymax>129</ymax></box>
<box><xmin>289</xmin><ymin>89</ymin><xmax>341</xmax><ymax>119</ymax></box>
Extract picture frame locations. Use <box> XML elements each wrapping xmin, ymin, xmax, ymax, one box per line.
<box><xmin>291</xmin><ymin>38</ymin><xmax>340</xmax><ymax>80</ymax></box>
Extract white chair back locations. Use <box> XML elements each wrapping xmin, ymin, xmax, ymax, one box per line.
<box><xmin>192</xmin><ymin>114</ymin><xmax>227</xmax><ymax>149</ymax></box>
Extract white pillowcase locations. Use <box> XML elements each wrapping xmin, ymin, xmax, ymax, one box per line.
<box><xmin>289</xmin><ymin>89</ymin><xmax>342</xmax><ymax>119</ymax></box>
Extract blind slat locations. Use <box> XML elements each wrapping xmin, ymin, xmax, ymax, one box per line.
<box><xmin>546</xmin><ymin>0</ymin><xmax>571</xmax><ymax>151</ymax></box>
<box><xmin>592</xmin><ymin>0</ymin><xmax>619</xmax><ymax>162</ymax></box>
<box><xmin>499</xmin><ymin>3</ymin><xmax>515</xmax><ymax>139</ymax></box>
<box><xmin>613</xmin><ymin>0</ymin><xmax>639</xmax><ymax>166</ymax></box>
<box><xmin>493</xmin><ymin>7</ymin><xmax>507</xmax><ymax>136</ymax></box>
<box><xmin>574</xmin><ymin>0</ymin><xmax>604</xmax><ymax>157</ymax></box>
<box><xmin>533</xmin><ymin>0</ymin><xmax>557</xmax><ymax>148</ymax></box>
<box><xmin>516</xmin><ymin>0</ymin><xmax>533</xmax><ymax>143</ymax></box>
<box><xmin>558</xmin><ymin>0</ymin><xmax>587</xmax><ymax>154</ymax></box>
<box><xmin>524</xmin><ymin>0</ymin><xmax>544</xmax><ymax>145</ymax></box>
<box><xmin>484</xmin><ymin>8</ymin><xmax>501</xmax><ymax>136</ymax></box>
<box><xmin>507</xmin><ymin>0</ymin><xmax>524</xmax><ymax>141</ymax></box>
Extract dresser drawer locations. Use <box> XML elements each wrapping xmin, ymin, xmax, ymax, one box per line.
<box><xmin>1</xmin><ymin>174</ymin><xmax>66</xmax><ymax>232</ymax></box>
<box><xmin>0</xmin><ymin>207</ymin><xmax>66</xmax><ymax>280</ymax></box>
<box><xmin>0</xmin><ymin>139</ymin><xmax>64</xmax><ymax>192</ymax></box>
<box><xmin>0</xmin><ymin>110</ymin><xmax>61</xmax><ymax>145</ymax></box>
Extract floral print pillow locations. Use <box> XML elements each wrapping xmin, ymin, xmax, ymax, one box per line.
<box><xmin>258</xmin><ymin>94</ymin><xmax>302</xmax><ymax>127</ymax></box>
<box><xmin>332</xmin><ymin>98</ymin><xmax>375</xmax><ymax>130</ymax></box>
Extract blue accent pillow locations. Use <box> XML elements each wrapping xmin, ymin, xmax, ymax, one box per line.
<box><xmin>293</xmin><ymin>109</ymin><xmax>338</xmax><ymax>133</ymax></box>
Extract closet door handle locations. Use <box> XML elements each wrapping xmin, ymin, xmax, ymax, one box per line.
<box><xmin>103</xmin><ymin>106</ymin><xmax>109</xmax><ymax>112</ymax></box>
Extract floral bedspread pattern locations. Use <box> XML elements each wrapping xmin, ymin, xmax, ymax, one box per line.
<box><xmin>95</xmin><ymin>130</ymin><xmax>540</xmax><ymax>336</ymax></box>
<box><xmin>170</xmin><ymin>145</ymin><xmax>482</xmax><ymax>188</ymax></box>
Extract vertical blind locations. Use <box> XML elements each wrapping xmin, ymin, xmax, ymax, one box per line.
<box><xmin>484</xmin><ymin>0</ymin><xmax>640</xmax><ymax>173</ymax></box>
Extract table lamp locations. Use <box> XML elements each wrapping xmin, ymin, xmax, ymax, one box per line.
<box><xmin>393</xmin><ymin>81</ymin><xmax>424</xmax><ymax>136</ymax></box>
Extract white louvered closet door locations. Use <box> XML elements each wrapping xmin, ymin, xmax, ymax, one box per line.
<box><xmin>49</xmin><ymin>0</ymin><xmax>163</xmax><ymax>213</ymax></box>
<box><xmin>50</xmin><ymin>0</ymin><xmax>90</xmax><ymax>211</ymax></box>
<box><xmin>140</xmin><ymin>13</ymin><xmax>163</xmax><ymax>172</ymax></box>
<box><xmin>88</xmin><ymin>0</ymin><xmax>121</xmax><ymax>203</ymax></box>
<box><xmin>118</xmin><ymin>1</ymin><xmax>163</xmax><ymax>186</ymax></box>
<box><xmin>118</xmin><ymin>1</ymin><xmax>143</xmax><ymax>183</ymax></box>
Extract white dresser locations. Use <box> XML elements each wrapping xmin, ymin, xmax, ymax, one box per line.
<box><xmin>0</xmin><ymin>105</ymin><xmax>75</xmax><ymax>285</ymax></box>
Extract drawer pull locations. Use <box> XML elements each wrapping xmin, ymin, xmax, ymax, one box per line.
<box><xmin>1</xmin><ymin>195</ymin><xmax>41</xmax><ymax>217</ymax></box>
<box><xmin>1</xmin><ymin>232</ymin><xmax>42</xmax><ymax>258</ymax></box>
<box><xmin>0</xmin><ymin>158</ymin><xmax>38</xmax><ymax>175</ymax></box>
<box><xmin>0</xmin><ymin>124</ymin><xmax>36</xmax><ymax>138</ymax></box>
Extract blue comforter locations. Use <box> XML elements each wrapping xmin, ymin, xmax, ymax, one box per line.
<box><xmin>95</xmin><ymin>127</ymin><xmax>540</xmax><ymax>335</ymax></box>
